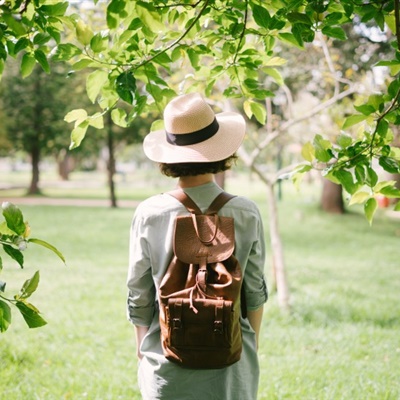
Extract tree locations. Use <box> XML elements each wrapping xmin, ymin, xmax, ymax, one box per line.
<box><xmin>0</xmin><ymin>58</ymin><xmax>87</xmax><ymax>193</ymax></box>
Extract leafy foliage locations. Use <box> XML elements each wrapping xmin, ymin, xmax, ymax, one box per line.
<box><xmin>0</xmin><ymin>202</ymin><xmax>65</xmax><ymax>332</ymax></box>
<box><xmin>1</xmin><ymin>0</ymin><xmax>399</xmax><ymax>220</ymax></box>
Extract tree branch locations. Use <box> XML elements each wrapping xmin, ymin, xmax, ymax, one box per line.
<box><xmin>233</xmin><ymin>0</ymin><xmax>248</xmax><ymax>64</ymax></box>
<box><xmin>395</xmin><ymin>0</ymin><xmax>400</xmax><ymax>48</ymax></box>
<box><xmin>137</xmin><ymin>0</ymin><xmax>210</xmax><ymax>70</ymax></box>
<box><xmin>249</xmin><ymin>85</ymin><xmax>359</xmax><ymax>164</ymax></box>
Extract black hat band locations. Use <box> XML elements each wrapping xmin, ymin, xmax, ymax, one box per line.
<box><xmin>166</xmin><ymin>118</ymin><xmax>219</xmax><ymax>146</ymax></box>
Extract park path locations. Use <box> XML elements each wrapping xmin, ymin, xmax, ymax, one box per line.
<box><xmin>0</xmin><ymin>196</ymin><xmax>140</xmax><ymax>208</ymax></box>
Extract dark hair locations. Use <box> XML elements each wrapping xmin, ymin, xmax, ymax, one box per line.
<box><xmin>159</xmin><ymin>154</ymin><xmax>237</xmax><ymax>177</ymax></box>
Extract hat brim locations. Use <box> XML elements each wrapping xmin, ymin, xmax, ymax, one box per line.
<box><xmin>143</xmin><ymin>112</ymin><xmax>246</xmax><ymax>163</ymax></box>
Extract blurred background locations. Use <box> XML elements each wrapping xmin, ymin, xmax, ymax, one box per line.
<box><xmin>1</xmin><ymin>1</ymin><xmax>399</xmax><ymax>399</ymax></box>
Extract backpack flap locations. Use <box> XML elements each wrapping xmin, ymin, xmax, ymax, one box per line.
<box><xmin>173</xmin><ymin>214</ymin><xmax>235</xmax><ymax>264</ymax></box>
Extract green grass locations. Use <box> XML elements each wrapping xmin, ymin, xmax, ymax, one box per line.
<box><xmin>1</xmin><ymin>174</ymin><xmax>400</xmax><ymax>399</ymax></box>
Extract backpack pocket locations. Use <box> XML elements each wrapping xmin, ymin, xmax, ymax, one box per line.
<box><xmin>166</xmin><ymin>298</ymin><xmax>237</xmax><ymax>349</ymax></box>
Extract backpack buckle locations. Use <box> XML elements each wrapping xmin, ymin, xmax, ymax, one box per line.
<box><xmin>214</xmin><ymin>320</ymin><xmax>223</xmax><ymax>334</ymax></box>
<box><xmin>173</xmin><ymin>318</ymin><xmax>182</xmax><ymax>329</ymax></box>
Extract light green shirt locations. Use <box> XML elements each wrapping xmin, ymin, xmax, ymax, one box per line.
<box><xmin>127</xmin><ymin>182</ymin><xmax>268</xmax><ymax>400</ymax></box>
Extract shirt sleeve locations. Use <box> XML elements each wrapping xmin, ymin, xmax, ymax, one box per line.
<box><xmin>126</xmin><ymin>211</ymin><xmax>156</xmax><ymax>327</ymax></box>
<box><xmin>243</xmin><ymin>210</ymin><xmax>268</xmax><ymax>311</ymax></box>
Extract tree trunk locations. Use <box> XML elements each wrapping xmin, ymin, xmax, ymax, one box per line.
<box><xmin>106</xmin><ymin>115</ymin><xmax>117</xmax><ymax>208</ymax></box>
<box><xmin>321</xmin><ymin>179</ymin><xmax>345</xmax><ymax>214</ymax></box>
<box><xmin>27</xmin><ymin>76</ymin><xmax>42</xmax><ymax>195</ymax></box>
<box><xmin>27</xmin><ymin>137</ymin><xmax>41</xmax><ymax>195</ymax></box>
<box><xmin>392</xmin><ymin>173</ymin><xmax>400</xmax><ymax>189</ymax></box>
<box><xmin>266</xmin><ymin>182</ymin><xmax>290</xmax><ymax>311</ymax></box>
<box><xmin>57</xmin><ymin>149</ymin><xmax>73</xmax><ymax>181</ymax></box>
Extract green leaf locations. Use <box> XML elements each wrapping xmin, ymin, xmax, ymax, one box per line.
<box><xmin>334</xmin><ymin>169</ymin><xmax>357</xmax><ymax>194</ymax></box>
<box><xmin>349</xmin><ymin>191</ymin><xmax>371</xmax><ymax>206</ymax></box>
<box><xmin>376</xmin><ymin>119</ymin><xmax>389</xmax><ymax>138</ymax></box>
<box><xmin>19</xmin><ymin>271</ymin><xmax>40</xmax><ymax>299</ymax></box>
<box><xmin>86</xmin><ymin>70</ymin><xmax>108</xmax><ymax>103</ymax></box>
<box><xmin>388</xmin><ymin>78</ymin><xmax>400</xmax><ymax>99</ymax></box>
<box><xmin>291</xmin><ymin>24</ymin><xmax>304</xmax><ymax>46</ymax></box>
<box><xmin>354</xmin><ymin>104</ymin><xmax>375</xmax><ymax>115</ymax></box>
<box><xmin>342</xmin><ymin>114</ymin><xmax>368</xmax><ymax>129</ymax></box>
<box><xmin>33</xmin><ymin>33</ymin><xmax>51</xmax><ymax>46</ymax></box>
<box><xmin>2</xmin><ymin>244</ymin><xmax>24</xmax><ymax>268</ymax></box>
<box><xmin>21</xmin><ymin>53</ymin><xmax>36</xmax><ymax>78</ymax></box>
<box><xmin>321</xmin><ymin>26</ymin><xmax>347</xmax><ymax>40</ymax></box>
<box><xmin>71</xmin><ymin>58</ymin><xmax>94</xmax><ymax>70</ymax></box>
<box><xmin>243</xmin><ymin>79</ymin><xmax>259</xmax><ymax>90</ymax></box>
<box><xmin>28</xmin><ymin>238</ymin><xmax>66</xmax><ymax>264</ymax></box>
<box><xmin>187</xmin><ymin>48</ymin><xmax>199</xmax><ymax>70</ymax></box>
<box><xmin>252</xmin><ymin>5</ymin><xmax>271</xmax><ymax>29</ymax></box>
<box><xmin>2</xmin><ymin>13</ymin><xmax>26</xmax><ymax>37</ymax></box>
<box><xmin>365</xmin><ymin>165</ymin><xmax>378</xmax><ymax>187</ymax></box>
<box><xmin>64</xmin><ymin>109</ymin><xmax>88</xmax><ymax>125</ymax></box>
<box><xmin>106</xmin><ymin>8</ymin><xmax>119</xmax><ymax>29</ymax></box>
<box><xmin>34</xmin><ymin>50</ymin><xmax>50</xmax><ymax>74</ymax></box>
<box><xmin>90</xmin><ymin>32</ymin><xmax>108</xmax><ymax>53</ymax></box>
<box><xmin>15</xmin><ymin>301</ymin><xmax>47</xmax><ymax>328</ymax></box>
<box><xmin>250</xmin><ymin>102</ymin><xmax>266</xmax><ymax>125</ymax></box>
<box><xmin>264</xmin><ymin>57</ymin><xmax>287</xmax><ymax>67</ymax></box>
<box><xmin>374</xmin><ymin>180</ymin><xmax>396</xmax><ymax>192</ymax></box>
<box><xmin>375</xmin><ymin>60</ymin><xmax>400</xmax><ymax>67</ymax></box>
<box><xmin>379</xmin><ymin>185</ymin><xmax>400</xmax><ymax>198</ymax></box>
<box><xmin>355</xmin><ymin>164</ymin><xmax>366</xmax><ymax>184</ymax></box>
<box><xmin>76</xmin><ymin>20</ymin><xmax>94</xmax><ymax>46</ymax></box>
<box><xmin>379</xmin><ymin>156</ymin><xmax>400</xmax><ymax>174</ymax></box>
<box><xmin>136</xmin><ymin>2</ymin><xmax>165</xmax><ymax>32</ymax></box>
<box><xmin>69</xmin><ymin>121</ymin><xmax>89</xmax><ymax>150</ymax></box>
<box><xmin>336</xmin><ymin>133</ymin><xmax>352</xmax><ymax>148</ymax></box>
<box><xmin>263</xmin><ymin>68</ymin><xmax>284</xmax><ymax>86</ymax></box>
<box><xmin>394</xmin><ymin>201</ymin><xmax>400</xmax><ymax>212</ymax></box>
<box><xmin>278</xmin><ymin>32</ymin><xmax>304</xmax><ymax>49</ymax></box>
<box><xmin>291</xmin><ymin>164</ymin><xmax>312</xmax><ymax>189</ymax></box>
<box><xmin>0</xmin><ymin>299</ymin><xmax>11</xmax><ymax>332</ymax></box>
<box><xmin>111</xmin><ymin>108</ymin><xmax>128</xmax><ymax>128</ymax></box>
<box><xmin>301</xmin><ymin>141</ymin><xmax>315</xmax><ymax>162</ymax></box>
<box><xmin>0</xmin><ymin>221</ymin><xmax>15</xmax><ymax>236</ymax></box>
<box><xmin>88</xmin><ymin>113</ymin><xmax>104</xmax><ymax>129</ymax></box>
<box><xmin>14</xmin><ymin>38</ymin><xmax>30</xmax><ymax>54</ymax></box>
<box><xmin>116</xmin><ymin>71</ymin><xmax>136</xmax><ymax>104</ymax></box>
<box><xmin>52</xmin><ymin>44</ymin><xmax>81</xmax><ymax>61</ymax></box>
<box><xmin>108</xmin><ymin>0</ymin><xmax>126</xmax><ymax>13</ymax></box>
<box><xmin>364</xmin><ymin>197</ymin><xmax>377</xmax><ymax>225</ymax></box>
<box><xmin>287</xmin><ymin>12</ymin><xmax>313</xmax><ymax>25</ymax></box>
<box><xmin>2</xmin><ymin>202</ymin><xmax>25</xmax><ymax>235</ymax></box>
<box><xmin>39</xmin><ymin>2</ymin><xmax>69</xmax><ymax>16</ymax></box>
<box><xmin>313</xmin><ymin>134</ymin><xmax>332</xmax><ymax>162</ymax></box>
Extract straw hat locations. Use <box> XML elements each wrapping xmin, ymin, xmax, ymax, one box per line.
<box><xmin>143</xmin><ymin>93</ymin><xmax>246</xmax><ymax>163</ymax></box>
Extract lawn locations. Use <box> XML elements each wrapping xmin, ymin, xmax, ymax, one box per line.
<box><xmin>1</xmin><ymin>173</ymin><xmax>399</xmax><ymax>399</ymax></box>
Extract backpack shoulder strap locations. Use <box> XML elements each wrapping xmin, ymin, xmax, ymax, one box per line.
<box><xmin>206</xmin><ymin>192</ymin><xmax>236</xmax><ymax>215</ymax></box>
<box><xmin>167</xmin><ymin>189</ymin><xmax>202</xmax><ymax>214</ymax></box>
<box><xmin>167</xmin><ymin>190</ymin><xmax>236</xmax><ymax>215</ymax></box>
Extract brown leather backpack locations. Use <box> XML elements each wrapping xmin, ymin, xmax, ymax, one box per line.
<box><xmin>158</xmin><ymin>189</ymin><xmax>243</xmax><ymax>369</ymax></box>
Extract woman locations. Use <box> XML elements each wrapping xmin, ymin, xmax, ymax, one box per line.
<box><xmin>127</xmin><ymin>93</ymin><xmax>268</xmax><ymax>399</ymax></box>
